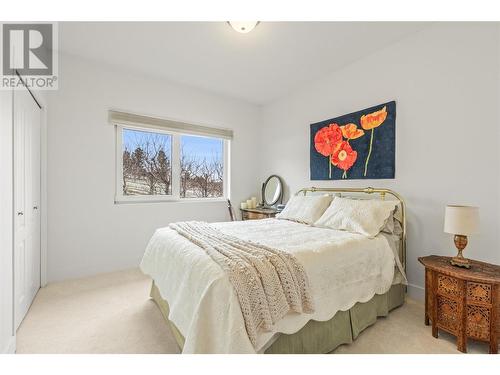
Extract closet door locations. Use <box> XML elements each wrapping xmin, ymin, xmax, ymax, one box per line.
<box><xmin>28</xmin><ymin>90</ymin><xmax>41</xmax><ymax>306</ymax></box>
<box><xmin>14</xmin><ymin>87</ymin><xmax>41</xmax><ymax>329</ymax></box>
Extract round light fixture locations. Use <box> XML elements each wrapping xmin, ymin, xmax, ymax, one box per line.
<box><xmin>227</xmin><ymin>21</ymin><xmax>259</xmax><ymax>34</ymax></box>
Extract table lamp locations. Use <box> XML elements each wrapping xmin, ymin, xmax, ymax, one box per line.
<box><xmin>444</xmin><ymin>205</ymin><xmax>479</xmax><ymax>269</ymax></box>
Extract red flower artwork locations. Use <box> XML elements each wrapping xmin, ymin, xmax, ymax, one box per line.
<box><xmin>314</xmin><ymin>123</ymin><xmax>342</xmax><ymax>156</ymax></box>
<box><xmin>311</xmin><ymin>102</ymin><xmax>394</xmax><ymax>180</ymax></box>
<box><xmin>314</xmin><ymin>124</ymin><xmax>343</xmax><ymax>178</ymax></box>
<box><xmin>360</xmin><ymin>106</ymin><xmax>388</xmax><ymax>176</ymax></box>
<box><xmin>340</xmin><ymin>123</ymin><xmax>364</xmax><ymax>141</ymax></box>
<box><xmin>331</xmin><ymin>141</ymin><xmax>357</xmax><ymax>179</ymax></box>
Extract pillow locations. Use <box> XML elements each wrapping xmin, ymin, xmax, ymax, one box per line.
<box><xmin>314</xmin><ymin>197</ymin><xmax>398</xmax><ymax>237</ymax></box>
<box><xmin>276</xmin><ymin>195</ymin><xmax>333</xmax><ymax>224</ymax></box>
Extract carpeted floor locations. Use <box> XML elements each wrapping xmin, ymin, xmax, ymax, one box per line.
<box><xmin>16</xmin><ymin>268</ymin><xmax>490</xmax><ymax>354</ymax></box>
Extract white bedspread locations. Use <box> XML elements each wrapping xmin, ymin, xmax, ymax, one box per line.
<box><xmin>140</xmin><ymin>218</ymin><xmax>405</xmax><ymax>353</ymax></box>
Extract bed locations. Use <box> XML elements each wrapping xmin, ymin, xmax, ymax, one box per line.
<box><xmin>140</xmin><ymin>187</ymin><xmax>407</xmax><ymax>354</ymax></box>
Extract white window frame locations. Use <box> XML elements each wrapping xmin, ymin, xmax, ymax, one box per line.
<box><xmin>114</xmin><ymin>124</ymin><xmax>230</xmax><ymax>204</ymax></box>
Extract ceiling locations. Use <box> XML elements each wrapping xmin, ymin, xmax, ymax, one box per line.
<box><xmin>59</xmin><ymin>22</ymin><xmax>429</xmax><ymax>105</ymax></box>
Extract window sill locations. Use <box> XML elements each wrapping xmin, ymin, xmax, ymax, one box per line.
<box><xmin>114</xmin><ymin>197</ymin><xmax>228</xmax><ymax>205</ymax></box>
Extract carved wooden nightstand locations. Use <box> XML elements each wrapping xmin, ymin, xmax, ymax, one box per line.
<box><xmin>418</xmin><ymin>255</ymin><xmax>500</xmax><ymax>354</ymax></box>
<box><xmin>240</xmin><ymin>207</ymin><xmax>278</xmax><ymax>221</ymax></box>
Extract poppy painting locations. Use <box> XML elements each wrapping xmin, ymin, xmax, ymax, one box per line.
<box><xmin>310</xmin><ymin>101</ymin><xmax>395</xmax><ymax>180</ymax></box>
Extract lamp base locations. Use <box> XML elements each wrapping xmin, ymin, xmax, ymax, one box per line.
<box><xmin>450</xmin><ymin>256</ymin><xmax>471</xmax><ymax>269</ymax></box>
<box><xmin>450</xmin><ymin>234</ymin><xmax>471</xmax><ymax>269</ymax></box>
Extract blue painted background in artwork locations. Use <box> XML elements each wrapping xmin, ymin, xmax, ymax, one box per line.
<box><xmin>310</xmin><ymin>101</ymin><xmax>396</xmax><ymax>180</ymax></box>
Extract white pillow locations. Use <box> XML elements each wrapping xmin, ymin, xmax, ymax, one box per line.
<box><xmin>276</xmin><ymin>195</ymin><xmax>333</xmax><ymax>224</ymax></box>
<box><xmin>314</xmin><ymin>197</ymin><xmax>398</xmax><ymax>237</ymax></box>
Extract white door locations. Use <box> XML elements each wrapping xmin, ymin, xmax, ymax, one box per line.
<box><xmin>14</xmin><ymin>87</ymin><xmax>41</xmax><ymax>329</ymax></box>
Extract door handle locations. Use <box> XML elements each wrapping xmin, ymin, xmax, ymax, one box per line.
<box><xmin>17</xmin><ymin>211</ymin><xmax>24</xmax><ymax>216</ymax></box>
<box><xmin>33</xmin><ymin>206</ymin><xmax>38</xmax><ymax>210</ymax></box>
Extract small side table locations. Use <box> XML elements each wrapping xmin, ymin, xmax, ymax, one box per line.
<box><xmin>418</xmin><ymin>255</ymin><xmax>500</xmax><ymax>354</ymax></box>
<box><xmin>240</xmin><ymin>207</ymin><xmax>278</xmax><ymax>221</ymax></box>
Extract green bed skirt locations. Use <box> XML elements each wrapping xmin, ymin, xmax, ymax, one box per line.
<box><xmin>150</xmin><ymin>282</ymin><xmax>405</xmax><ymax>354</ymax></box>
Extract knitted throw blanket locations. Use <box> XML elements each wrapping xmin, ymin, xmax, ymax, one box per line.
<box><xmin>169</xmin><ymin>221</ymin><xmax>315</xmax><ymax>347</ymax></box>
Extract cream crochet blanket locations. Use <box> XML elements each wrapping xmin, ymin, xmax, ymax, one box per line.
<box><xmin>169</xmin><ymin>221</ymin><xmax>315</xmax><ymax>347</ymax></box>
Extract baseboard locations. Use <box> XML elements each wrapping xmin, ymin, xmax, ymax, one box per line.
<box><xmin>407</xmin><ymin>283</ymin><xmax>425</xmax><ymax>301</ymax></box>
<box><xmin>2</xmin><ymin>336</ymin><xmax>16</xmax><ymax>354</ymax></box>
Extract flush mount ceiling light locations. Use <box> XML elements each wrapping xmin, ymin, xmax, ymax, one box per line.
<box><xmin>227</xmin><ymin>21</ymin><xmax>260</xmax><ymax>34</ymax></box>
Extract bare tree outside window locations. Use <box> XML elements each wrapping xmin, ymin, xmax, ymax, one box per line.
<box><xmin>180</xmin><ymin>135</ymin><xmax>223</xmax><ymax>198</ymax></box>
<box><xmin>120</xmin><ymin>128</ymin><xmax>225</xmax><ymax>200</ymax></box>
<box><xmin>122</xmin><ymin>129</ymin><xmax>172</xmax><ymax>195</ymax></box>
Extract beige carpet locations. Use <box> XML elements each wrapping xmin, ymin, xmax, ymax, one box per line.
<box><xmin>16</xmin><ymin>268</ymin><xmax>490</xmax><ymax>354</ymax></box>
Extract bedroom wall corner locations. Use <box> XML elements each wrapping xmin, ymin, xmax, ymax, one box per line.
<box><xmin>45</xmin><ymin>53</ymin><xmax>262</xmax><ymax>282</ymax></box>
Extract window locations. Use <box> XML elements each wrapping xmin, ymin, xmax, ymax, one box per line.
<box><xmin>112</xmin><ymin>111</ymin><xmax>231</xmax><ymax>203</ymax></box>
<box><xmin>180</xmin><ymin>135</ymin><xmax>224</xmax><ymax>199</ymax></box>
<box><xmin>122</xmin><ymin>128</ymin><xmax>172</xmax><ymax>196</ymax></box>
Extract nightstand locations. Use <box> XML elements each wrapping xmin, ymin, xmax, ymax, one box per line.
<box><xmin>240</xmin><ymin>207</ymin><xmax>278</xmax><ymax>221</ymax></box>
<box><xmin>418</xmin><ymin>255</ymin><xmax>500</xmax><ymax>354</ymax></box>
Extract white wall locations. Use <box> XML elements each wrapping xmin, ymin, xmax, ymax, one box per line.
<box><xmin>0</xmin><ymin>90</ymin><xmax>15</xmax><ymax>353</ymax></box>
<box><xmin>46</xmin><ymin>54</ymin><xmax>261</xmax><ymax>282</ymax></box>
<box><xmin>258</xmin><ymin>23</ymin><xmax>500</xmax><ymax>299</ymax></box>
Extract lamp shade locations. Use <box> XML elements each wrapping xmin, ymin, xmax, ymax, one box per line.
<box><xmin>444</xmin><ymin>205</ymin><xmax>479</xmax><ymax>235</ymax></box>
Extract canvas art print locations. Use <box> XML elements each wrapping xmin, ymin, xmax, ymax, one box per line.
<box><xmin>310</xmin><ymin>101</ymin><xmax>395</xmax><ymax>180</ymax></box>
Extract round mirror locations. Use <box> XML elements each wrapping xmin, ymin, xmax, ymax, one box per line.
<box><xmin>263</xmin><ymin>175</ymin><xmax>283</xmax><ymax>207</ymax></box>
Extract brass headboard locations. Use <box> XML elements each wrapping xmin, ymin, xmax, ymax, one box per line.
<box><xmin>296</xmin><ymin>187</ymin><xmax>407</xmax><ymax>272</ymax></box>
